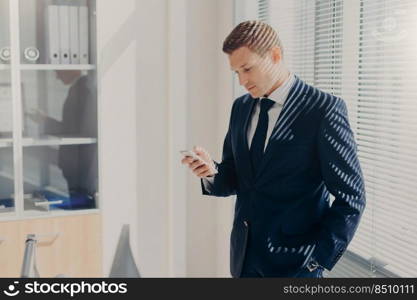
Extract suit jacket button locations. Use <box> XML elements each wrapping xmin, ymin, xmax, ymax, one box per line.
<box><xmin>243</xmin><ymin>220</ymin><xmax>248</xmax><ymax>227</ymax></box>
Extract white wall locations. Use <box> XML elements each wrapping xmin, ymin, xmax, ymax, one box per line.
<box><xmin>186</xmin><ymin>0</ymin><xmax>220</xmax><ymax>277</ymax></box>
<box><xmin>98</xmin><ymin>0</ymin><xmax>169</xmax><ymax>277</ymax></box>
<box><xmin>98</xmin><ymin>0</ymin><xmax>235</xmax><ymax>277</ymax></box>
<box><xmin>185</xmin><ymin>0</ymin><xmax>235</xmax><ymax>277</ymax></box>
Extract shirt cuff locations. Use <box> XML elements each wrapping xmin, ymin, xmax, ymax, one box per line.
<box><xmin>307</xmin><ymin>256</ymin><xmax>325</xmax><ymax>271</ymax></box>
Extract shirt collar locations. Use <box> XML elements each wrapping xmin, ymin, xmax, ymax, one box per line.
<box><xmin>261</xmin><ymin>71</ymin><xmax>295</xmax><ymax>106</ymax></box>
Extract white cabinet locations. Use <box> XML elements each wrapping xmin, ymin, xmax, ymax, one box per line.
<box><xmin>0</xmin><ymin>0</ymin><xmax>99</xmax><ymax>219</ymax></box>
<box><xmin>0</xmin><ymin>0</ymin><xmax>101</xmax><ymax>277</ymax></box>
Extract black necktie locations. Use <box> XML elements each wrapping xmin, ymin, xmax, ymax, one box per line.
<box><xmin>250</xmin><ymin>98</ymin><xmax>275</xmax><ymax>174</ymax></box>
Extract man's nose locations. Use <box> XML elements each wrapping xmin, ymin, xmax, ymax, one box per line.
<box><xmin>238</xmin><ymin>74</ymin><xmax>248</xmax><ymax>86</ymax></box>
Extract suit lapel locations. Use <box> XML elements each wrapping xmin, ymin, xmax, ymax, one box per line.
<box><xmin>255</xmin><ymin>76</ymin><xmax>308</xmax><ymax>178</ymax></box>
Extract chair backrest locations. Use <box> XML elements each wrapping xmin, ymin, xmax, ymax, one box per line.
<box><xmin>109</xmin><ymin>224</ymin><xmax>140</xmax><ymax>278</ymax></box>
<box><xmin>20</xmin><ymin>234</ymin><xmax>40</xmax><ymax>278</ymax></box>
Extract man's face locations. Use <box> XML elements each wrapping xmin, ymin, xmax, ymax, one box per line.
<box><xmin>229</xmin><ymin>46</ymin><xmax>282</xmax><ymax>98</ymax></box>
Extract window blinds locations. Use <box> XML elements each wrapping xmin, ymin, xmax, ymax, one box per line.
<box><xmin>354</xmin><ymin>0</ymin><xmax>417</xmax><ymax>278</ymax></box>
<box><xmin>258</xmin><ymin>0</ymin><xmax>269</xmax><ymax>22</ymax></box>
<box><xmin>248</xmin><ymin>0</ymin><xmax>417</xmax><ymax>277</ymax></box>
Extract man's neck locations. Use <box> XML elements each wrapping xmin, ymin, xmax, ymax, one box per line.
<box><xmin>264</xmin><ymin>69</ymin><xmax>290</xmax><ymax>97</ymax></box>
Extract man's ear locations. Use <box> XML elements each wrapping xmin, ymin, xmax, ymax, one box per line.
<box><xmin>271</xmin><ymin>46</ymin><xmax>283</xmax><ymax>63</ymax></box>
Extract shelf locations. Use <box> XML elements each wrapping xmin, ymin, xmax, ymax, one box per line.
<box><xmin>0</xmin><ymin>170</ymin><xmax>14</xmax><ymax>181</ymax></box>
<box><xmin>23</xmin><ymin>136</ymin><xmax>97</xmax><ymax>147</ymax></box>
<box><xmin>0</xmin><ymin>171</ymin><xmax>66</xmax><ymax>197</ymax></box>
<box><xmin>1</xmin><ymin>209</ymin><xmax>100</xmax><ymax>222</ymax></box>
<box><xmin>1</xmin><ymin>64</ymin><xmax>95</xmax><ymax>70</ymax></box>
<box><xmin>0</xmin><ymin>207</ymin><xmax>14</xmax><ymax>213</ymax></box>
<box><xmin>0</xmin><ymin>139</ymin><xmax>12</xmax><ymax>148</ymax></box>
<box><xmin>0</xmin><ymin>136</ymin><xmax>97</xmax><ymax>148</ymax></box>
<box><xmin>20</xmin><ymin>64</ymin><xmax>96</xmax><ymax>70</ymax></box>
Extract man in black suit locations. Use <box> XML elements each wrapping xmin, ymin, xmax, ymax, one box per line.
<box><xmin>182</xmin><ymin>20</ymin><xmax>366</xmax><ymax>278</ymax></box>
<box><xmin>27</xmin><ymin>70</ymin><xmax>97</xmax><ymax>203</ymax></box>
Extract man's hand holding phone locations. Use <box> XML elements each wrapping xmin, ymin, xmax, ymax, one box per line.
<box><xmin>180</xmin><ymin>146</ymin><xmax>218</xmax><ymax>178</ymax></box>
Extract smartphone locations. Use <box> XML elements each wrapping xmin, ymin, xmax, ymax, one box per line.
<box><xmin>180</xmin><ymin>150</ymin><xmax>218</xmax><ymax>175</ymax></box>
<box><xmin>180</xmin><ymin>150</ymin><xmax>201</xmax><ymax>161</ymax></box>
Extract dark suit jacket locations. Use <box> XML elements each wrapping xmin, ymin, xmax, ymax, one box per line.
<box><xmin>44</xmin><ymin>76</ymin><xmax>98</xmax><ymax>194</ymax></box>
<box><xmin>201</xmin><ymin>75</ymin><xmax>366</xmax><ymax>277</ymax></box>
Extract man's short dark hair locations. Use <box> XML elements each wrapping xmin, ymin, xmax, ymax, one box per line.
<box><xmin>223</xmin><ymin>20</ymin><xmax>284</xmax><ymax>58</ymax></box>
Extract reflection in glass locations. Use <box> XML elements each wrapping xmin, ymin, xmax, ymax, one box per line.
<box><xmin>23</xmin><ymin>70</ymin><xmax>97</xmax><ymax>213</ymax></box>
<box><xmin>0</xmin><ymin>67</ymin><xmax>14</xmax><ymax>213</ymax></box>
<box><xmin>0</xmin><ymin>148</ymin><xmax>15</xmax><ymax>213</ymax></box>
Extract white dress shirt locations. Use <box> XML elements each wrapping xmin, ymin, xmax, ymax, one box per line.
<box><xmin>247</xmin><ymin>72</ymin><xmax>295</xmax><ymax>152</ymax></box>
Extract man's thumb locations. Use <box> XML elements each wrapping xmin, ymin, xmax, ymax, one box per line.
<box><xmin>193</xmin><ymin>146</ymin><xmax>207</xmax><ymax>158</ymax></box>
<box><xmin>193</xmin><ymin>145</ymin><xmax>201</xmax><ymax>154</ymax></box>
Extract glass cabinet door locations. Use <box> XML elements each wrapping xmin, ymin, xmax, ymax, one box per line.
<box><xmin>21</xmin><ymin>70</ymin><xmax>98</xmax><ymax>215</ymax></box>
<box><xmin>0</xmin><ymin>0</ymin><xmax>16</xmax><ymax>215</ymax></box>
<box><xmin>18</xmin><ymin>0</ymin><xmax>98</xmax><ymax>216</ymax></box>
<box><xmin>0</xmin><ymin>71</ymin><xmax>15</xmax><ymax>214</ymax></box>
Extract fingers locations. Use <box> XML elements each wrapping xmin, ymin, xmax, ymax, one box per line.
<box><xmin>193</xmin><ymin>164</ymin><xmax>212</xmax><ymax>178</ymax></box>
<box><xmin>198</xmin><ymin>169</ymin><xmax>213</xmax><ymax>178</ymax></box>
<box><xmin>190</xmin><ymin>159</ymin><xmax>205</xmax><ymax>171</ymax></box>
<box><xmin>181</xmin><ymin>156</ymin><xmax>196</xmax><ymax>165</ymax></box>
<box><xmin>181</xmin><ymin>157</ymin><xmax>191</xmax><ymax>164</ymax></box>
<box><xmin>182</xmin><ymin>157</ymin><xmax>212</xmax><ymax>177</ymax></box>
<box><xmin>181</xmin><ymin>156</ymin><xmax>205</xmax><ymax>170</ymax></box>
<box><xmin>181</xmin><ymin>147</ymin><xmax>214</xmax><ymax>178</ymax></box>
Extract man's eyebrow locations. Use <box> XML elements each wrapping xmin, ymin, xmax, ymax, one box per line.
<box><xmin>231</xmin><ymin>63</ymin><xmax>248</xmax><ymax>71</ymax></box>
